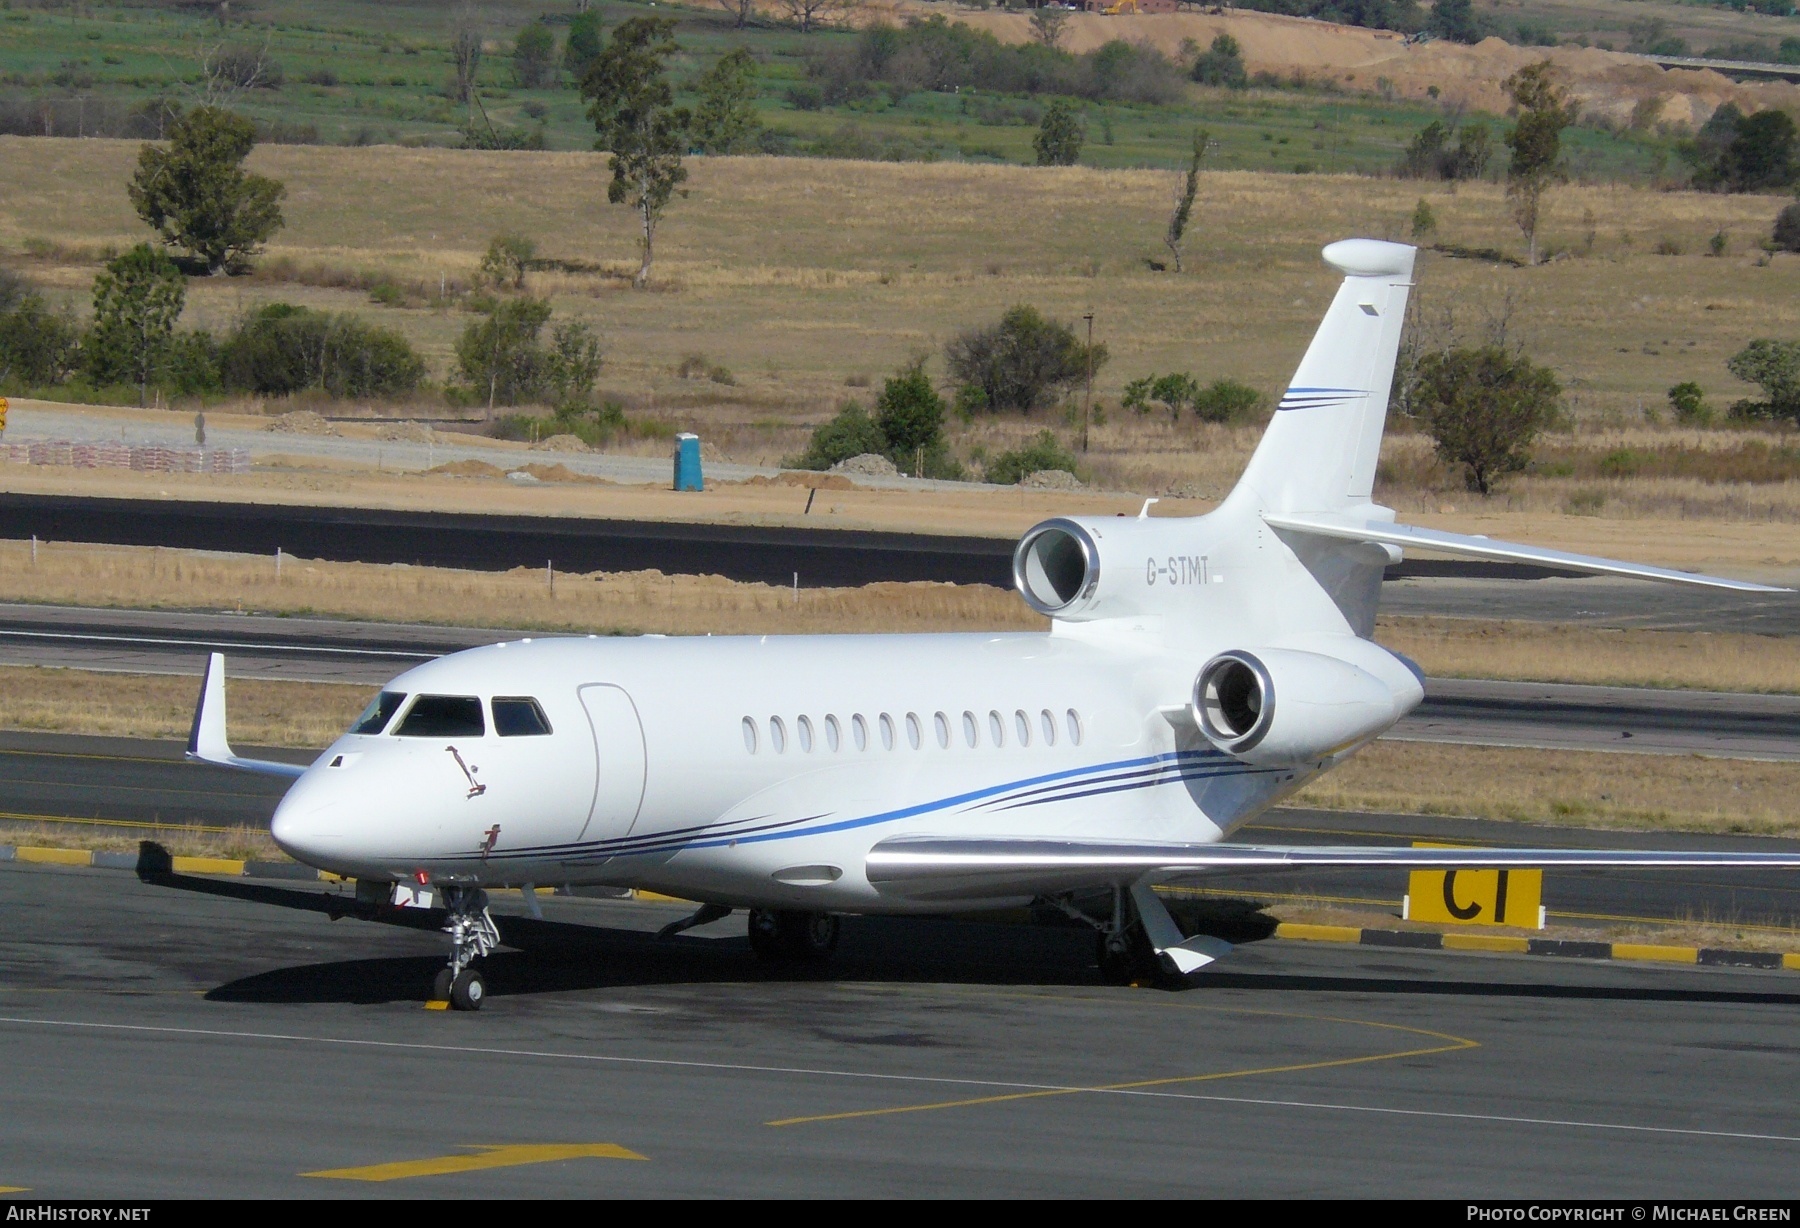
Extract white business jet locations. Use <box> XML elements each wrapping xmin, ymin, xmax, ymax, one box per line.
<box><xmin>188</xmin><ymin>239</ymin><xmax>1800</xmax><ymax>1010</ymax></box>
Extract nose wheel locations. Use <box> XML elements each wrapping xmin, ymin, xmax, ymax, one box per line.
<box><xmin>747</xmin><ymin>909</ymin><xmax>840</xmax><ymax>963</ymax></box>
<box><xmin>433</xmin><ymin>885</ymin><xmax>500</xmax><ymax>1010</ymax></box>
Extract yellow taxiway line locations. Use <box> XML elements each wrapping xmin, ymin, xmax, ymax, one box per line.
<box><xmin>304</xmin><ymin>1143</ymin><xmax>645</xmax><ymax>1182</ymax></box>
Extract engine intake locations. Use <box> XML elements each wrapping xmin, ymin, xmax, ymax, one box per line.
<box><xmin>1014</xmin><ymin>519</ymin><xmax>1100</xmax><ymax>616</ymax></box>
<box><xmin>1193</xmin><ymin>646</ymin><xmax>1419</xmax><ymax>766</ymax></box>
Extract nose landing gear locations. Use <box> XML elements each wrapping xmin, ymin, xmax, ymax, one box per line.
<box><xmin>433</xmin><ymin>885</ymin><xmax>500</xmax><ymax>1010</ymax></box>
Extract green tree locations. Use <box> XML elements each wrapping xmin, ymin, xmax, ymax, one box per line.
<box><xmin>0</xmin><ymin>274</ymin><xmax>79</xmax><ymax>390</ymax></box>
<box><xmin>480</xmin><ymin>233</ymin><xmax>537</xmax><ymax>289</ymax></box>
<box><xmin>1774</xmin><ymin>201</ymin><xmax>1800</xmax><ymax>253</ymax></box>
<box><xmin>1719</xmin><ymin>110</ymin><xmax>1798</xmax><ymax>192</ymax></box>
<box><xmin>1123</xmin><ymin>372</ymin><xmax>1200</xmax><ymax>421</ymax></box>
<box><xmin>219</xmin><ymin>303</ymin><xmax>425</xmax><ymax>399</ymax></box>
<box><xmin>874</xmin><ymin>361</ymin><xmax>947</xmax><ymax>473</ymax></box>
<box><xmin>1667</xmin><ymin>381</ymin><xmax>1711</xmax><ymax>426</ymax></box>
<box><xmin>1192</xmin><ymin>378</ymin><xmax>1265</xmax><ymax>423</ymax></box>
<box><xmin>455</xmin><ymin>296</ymin><xmax>555</xmax><ymax>411</ymax></box>
<box><xmin>1411</xmin><ymin>198</ymin><xmax>1438</xmax><ymax>238</ymax></box>
<box><xmin>1414</xmin><ymin>345</ymin><xmax>1562</xmax><ymax>494</ymax></box>
<box><xmin>565</xmin><ymin>9</ymin><xmax>605</xmax><ymax>78</ymax></box>
<box><xmin>693</xmin><ymin>48</ymin><xmax>762</xmax><ymax>155</ymax></box>
<box><xmin>1429</xmin><ymin>0</ymin><xmax>1485</xmax><ymax>44</ymax></box>
<box><xmin>1034</xmin><ymin>98</ymin><xmax>1083</xmax><ymax>167</ymax></box>
<box><xmin>945</xmin><ymin>305</ymin><xmax>1108</xmax><ymax>414</ymax></box>
<box><xmin>790</xmin><ymin>401</ymin><xmax>888</xmax><ymax>470</ymax></box>
<box><xmin>513</xmin><ymin>20</ymin><xmax>557</xmax><ymax>89</ymax></box>
<box><xmin>128</xmin><ymin>106</ymin><xmax>285</xmax><ymax>275</ymax></box>
<box><xmin>580</xmin><ymin>18</ymin><xmax>691</xmax><ymax>289</ymax></box>
<box><xmin>1502</xmin><ymin>62</ymin><xmax>1578</xmax><ymax>265</ymax></box>
<box><xmin>545</xmin><ymin>320</ymin><xmax>604</xmax><ymax>412</ymax></box>
<box><xmin>1190</xmin><ymin>34</ymin><xmax>1246</xmax><ymax>88</ymax></box>
<box><xmin>85</xmin><ymin>244</ymin><xmax>185</xmax><ymax>405</ymax></box>
<box><xmin>1164</xmin><ymin>129</ymin><xmax>1207</xmax><ymax>273</ymax></box>
<box><xmin>1726</xmin><ymin>339</ymin><xmax>1800</xmax><ymax>424</ymax></box>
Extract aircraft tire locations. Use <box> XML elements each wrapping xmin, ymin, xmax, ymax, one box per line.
<box><xmin>432</xmin><ymin>968</ymin><xmax>454</xmax><ymax>1002</ymax></box>
<box><xmin>747</xmin><ymin>909</ymin><xmax>839</xmax><ymax>962</ymax></box>
<box><xmin>450</xmin><ymin>968</ymin><xmax>486</xmax><ymax>1011</ymax></box>
<box><xmin>746</xmin><ymin>908</ymin><xmax>786</xmax><ymax>961</ymax></box>
<box><xmin>1096</xmin><ymin>926</ymin><xmax>1157</xmax><ymax>986</ymax></box>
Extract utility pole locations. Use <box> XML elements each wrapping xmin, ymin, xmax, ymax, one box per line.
<box><xmin>1082</xmin><ymin>312</ymin><xmax>1095</xmax><ymax>453</ymax></box>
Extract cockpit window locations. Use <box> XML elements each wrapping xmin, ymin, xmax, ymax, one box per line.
<box><xmin>352</xmin><ymin>691</ymin><xmax>407</xmax><ymax>735</ymax></box>
<box><xmin>492</xmin><ymin>697</ymin><xmax>552</xmax><ymax>737</ymax></box>
<box><xmin>392</xmin><ymin>695</ymin><xmax>485</xmax><ymax>738</ymax></box>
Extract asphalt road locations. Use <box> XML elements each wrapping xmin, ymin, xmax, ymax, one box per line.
<box><xmin>4</xmin><ymin>604</ymin><xmax>1797</xmax><ymax>759</ymax></box>
<box><xmin>4</xmin><ymin>858</ymin><xmax>1800</xmax><ymax>1197</ymax></box>
<box><xmin>5</xmin><ymin>730</ymin><xmax>1799</xmax><ymax>934</ymax></box>
<box><xmin>7</xmin><ymin>492</ymin><xmax>1798</xmax><ymax>632</ymax></box>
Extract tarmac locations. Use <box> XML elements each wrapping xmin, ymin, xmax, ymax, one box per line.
<box><xmin>5</xmin><ymin>857</ymin><xmax>1800</xmax><ymax>1197</ymax></box>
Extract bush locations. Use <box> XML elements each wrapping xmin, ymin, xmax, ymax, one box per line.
<box><xmin>1122</xmin><ymin>371</ymin><xmax>1199</xmax><ymax>421</ymax></box>
<box><xmin>985</xmin><ymin>429</ymin><xmax>1079</xmax><ymax>485</ymax></box>
<box><xmin>480</xmin><ymin>234</ymin><xmax>537</xmax><ymax>289</ymax></box>
<box><xmin>221</xmin><ymin>303</ymin><xmax>426</xmax><ymax>399</ymax></box>
<box><xmin>0</xmin><ymin>278</ymin><xmax>79</xmax><ymax>390</ymax></box>
<box><xmin>1412</xmin><ymin>346</ymin><xmax>1562</xmax><ymax>494</ymax></box>
<box><xmin>1667</xmin><ymin>381</ymin><xmax>1712</xmax><ymax>425</ymax></box>
<box><xmin>944</xmin><ymin>305</ymin><xmax>1107</xmax><ymax>413</ymax></box>
<box><xmin>1774</xmin><ymin>202</ymin><xmax>1800</xmax><ymax>254</ymax></box>
<box><xmin>162</xmin><ymin>330</ymin><xmax>222</xmax><ymax>397</ymax></box>
<box><xmin>1192</xmin><ymin>378</ymin><xmax>1266</xmax><ymax>424</ymax></box>
<box><xmin>790</xmin><ymin>400</ymin><xmax>888</xmax><ymax>470</ymax></box>
<box><xmin>1034</xmin><ymin>98</ymin><xmax>1083</xmax><ymax>166</ymax></box>
<box><xmin>1726</xmin><ymin>339</ymin><xmax>1800</xmax><ymax>424</ymax></box>
<box><xmin>1190</xmin><ymin>34</ymin><xmax>1246</xmax><ymax>88</ymax></box>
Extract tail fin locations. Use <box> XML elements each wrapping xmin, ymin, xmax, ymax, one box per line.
<box><xmin>1226</xmin><ymin>240</ymin><xmax>1415</xmax><ymax>515</ymax></box>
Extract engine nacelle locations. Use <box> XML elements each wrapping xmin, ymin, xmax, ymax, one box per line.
<box><xmin>1014</xmin><ymin>516</ymin><xmax>1218</xmax><ymax>622</ymax></box>
<box><xmin>1193</xmin><ymin>646</ymin><xmax>1420</xmax><ymax>766</ymax></box>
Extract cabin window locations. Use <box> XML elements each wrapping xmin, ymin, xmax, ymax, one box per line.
<box><xmin>741</xmin><ymin>717</ymin><xmax>758</xmax><ymax>754</ymax></box>
<box><xmin>934</xmin><ymin>712</ymin><xmax>950</xmax><ymax>749</ymax></box>
<box><xmin>989</xmin><ymin>710</ymin><xmax>1005</xmax><ymax>748</ymax></box>
<box><xmin>1015</xmin><ymin>710</ymin><xmax>1031</xmax><ymax>746</ymax></box>
<box><xmin>770</xmin><ymin>716</ymin><xmax>787</xmax><ymax>754</ymax></box>
<box><xmin>352</xmin><ymin>691</ymin><xmax>406</xmax><ymax>735</ymax></box>
<box><xmin>1040</xmin><ymin>709</ymin><xmax>1056</xmax><ymax>746</ymax></box>
<box><xmin>393</xmin><ymin>695</ymin><xmax>485</xmax><ymax>738</ymax></box>
<box><xmin>879</xmin><ymin>713</ymin><xmax>896</xmax><ymax>751</ymax></box>
<box><xmin>492</xmin><ymin>697</ymin><xmax>552</xmax><ymax>737</ymax></box>
<box><xmin>825</xmin><ymin>715</ymin><xmax>841</xmax><ymax>752</ymax></box>
<box><xmin>905</xmin><ymin>713</ymin><xmax>922</xmax><ymax>750</ymax></box>
<box><xmin>1067</xmin><ymin>709</ymin><xmax>1083</xmax><ymax>745</ymax></box>
<box><xmin>798</xmin><ymin>715</ymin><xmax>815</xmax><ymax>753</ymax></box>
<box><xmin>852</xmin><ymin>714</ymin><xmax>869</xmax><ymax>751</ymax></box>
<box><xmin>963</xmin><ymin>711</ymin><xmax>979</xmax><ymax>748</ymax></box>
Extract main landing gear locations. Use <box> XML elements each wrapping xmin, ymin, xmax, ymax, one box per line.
<box><xmin>433</xmin><ymin>885</ymin><xmax>501</xmax><ymax>1011</ymax></box>
<box><xmin>1049</xmin><ymin>886</ymin><xmax>1162</xmax><ymax>987</ymax></box>
<box><xmin>746</xmin><ymin>909</ymin><xmax>840</xmax><ymax>963</ymax></box>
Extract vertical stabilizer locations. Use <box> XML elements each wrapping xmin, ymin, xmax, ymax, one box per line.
<box><xmin>1225</xmin><ymin>240</ymin><xmax>1415</xmax><ymax>515</ymax></box>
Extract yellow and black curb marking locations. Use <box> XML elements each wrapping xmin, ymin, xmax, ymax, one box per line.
<box><xmin>6</xmin><ymin>841</ymin><xmax>1797</xmax><ymax>972</ymax></box>
<box><xmin>1273</xmin><ymin>921</ymin><xmax>1800</xmax><ymax>972</ymax></box>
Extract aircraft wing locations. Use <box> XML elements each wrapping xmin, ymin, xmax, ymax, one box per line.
<box><xmin>186</xmin><ymin>653</ymin><xmax>308</xmax><ymax>779</ymax></box>
<box><xmin>1263</xmin><ymin>511</ymin><xmax>1791</xmax><ymax>593</ymax></box>
<box><xmin>864</xmin><ymin>834</ymin><xmax>1800</xmax><ymax>901</ymax></box>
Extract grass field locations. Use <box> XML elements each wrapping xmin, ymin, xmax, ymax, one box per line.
<box><xmin>4</xmin><ymin>138</ymin><xmax>1797</xmax><ymax>461</ymax></box>
<box><xmin>0</xmin><ymin>0</ymin><xmax>1681</xmax><ymax>175</ymax></box>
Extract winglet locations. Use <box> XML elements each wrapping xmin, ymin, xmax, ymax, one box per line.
<box><xmin>188</xmin><ymin>652</ymin><xmax>233</xmax><ymax>762</ymax></box>
<box><xmin>185</xmin><ymin>654</ymin><xmax>307</xmax><ymax>779</ymax></box>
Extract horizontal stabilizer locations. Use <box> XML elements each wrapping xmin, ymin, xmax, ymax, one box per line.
<box><xmin>1264</xmin><ymin>512</ymin><xmax>1791</xmax><ymax>593</ymax></box>
<box><xmin>186</xmin><ymin>653</ymin><xmax>307</xmax><ymax>779</ymax></box>
<box><xmin>866</xmin><ymin>835</ymin><xmax>1800</xmax><ymax>901</ymax></box>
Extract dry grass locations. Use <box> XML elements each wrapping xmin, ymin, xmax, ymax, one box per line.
<box><xmin>0</xmin><ymin>539</ymin><xmax>1045</xmax><ymax>637</ymax></box>
<box><xmin>3</xmin><ymin>138</ymin><xmax>1798</xmax><ymax>452</ymax></box>
<box><xmin>1298</xmin><ymin>740</ymin><xmax>1800</xmax><ymax>836</ymax></box>
<box><xmin>0</xmin><ymin>666</ymin><xmax>370</xmax><ymax>746</ymax></box>
<box><xmin>0</xmin><ymin>821</ymin><xmax>284</xmax><ymax>864</ymax></box>
<box><xmin>1377</xmin><ymin>615</ymin><xmax>1800</xmax><ymax>693</ymax></box>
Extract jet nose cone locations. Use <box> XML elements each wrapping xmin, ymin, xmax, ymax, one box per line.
<box><xmin>270</xmin><ymin>772</ymin><xmax>344</xmax><ymax>866</ymax></box>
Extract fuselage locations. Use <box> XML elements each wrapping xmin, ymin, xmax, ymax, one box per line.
<box><xmin>269</xmin><ymin>627</ymin><xmax>1319</xmax><ymax>913</ymax></box>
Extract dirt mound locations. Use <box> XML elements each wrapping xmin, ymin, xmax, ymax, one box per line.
<box><xmin>377</xmin><ymin>421</ymin><xmax>435</xmax><ymax>443</ymax></box>
<box><xmin>740</xmin><ymin>471</ymin><xmax>857</xmax><ymax>490</ymax></box>
<box><xmin>1020</xmin><ymin>468</ymin><xmax>1085</xmax><ymax>491</ymax></box>
<box><xmin>940</xmin><ymin>8</ymin><xmax>1800</xmax><ymax>130</ymax></box>
<box><xmin>532</xmin><ymin>433</ymin><xmax>591</xmax><ymax>453</ymax></box>
<box><xmin>511</xmin><ymin>462</ymin><xmax>603</xmax><ymax>484</ymax></box>
<box><xmin>426</xmin><ymin>459</ymin><xmax>506</xmax><ymax>478</ymax></box>
<box><xmin>830</xmin><ymin>452</ymin><xmax>900</xmax><ymax>478</ymax></box>
<box><xmin>268</xmin><ymin>410</ymin><xmax>339</xmax><ymax>436</ymax></box>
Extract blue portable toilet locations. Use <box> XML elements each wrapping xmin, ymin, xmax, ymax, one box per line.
<box><xmin>673</xmin><ymin>433</ymin><xmax>703</xmax><ymax>491</ymax></box>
